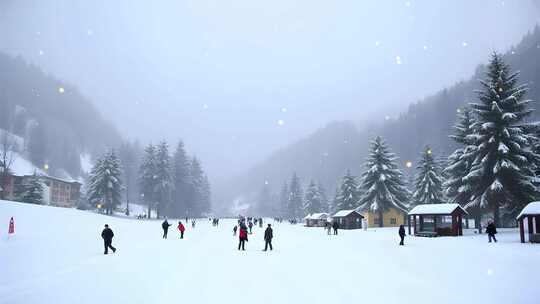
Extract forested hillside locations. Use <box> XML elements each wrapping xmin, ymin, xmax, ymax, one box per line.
<box><xmin>0</xmin><ymin>53</ymin><xmax>120</xmax><ymax>178</ymax></box>
<box><xmin>225</xmin><ymin>25</ymin><xmax>540</xmax><ymax>210</ymax></box>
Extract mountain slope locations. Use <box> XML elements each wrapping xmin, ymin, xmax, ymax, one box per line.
<box><xmin>223</xmin><ymin>25</ymin><xmax>540</xmax><ymax>208</ymax></box>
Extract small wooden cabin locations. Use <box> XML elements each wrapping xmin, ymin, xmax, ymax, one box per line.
<box><xmin>305</xmin><ymin>213</ymin><xmax>329</xmax><ymax>227</ymax></box>
<box><xmin>517</xmin><ymin>202</ymin><xmax>540</xmax><ymax>243</ymax></box>
<box><xmin>408</xmin><ymin>203</ymin><xmax>468</xmax><ymax>237</ymax></box>
<box><xmin>331</xmin><ymin>210</ymin><xmax>364</xmax><ymax>230</ymax></box>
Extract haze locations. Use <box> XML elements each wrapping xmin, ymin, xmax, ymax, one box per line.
<box><xmin>1</xmin><ymin>0</ymin><xmax>539</xmax><ymax>183</ymax></box>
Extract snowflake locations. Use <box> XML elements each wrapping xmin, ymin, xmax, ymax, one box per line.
<box><xmin>38</xmin><ymin>50</ymin><xmax>44</xmax><ymax>56</ymax></box>
<box><xmin>281</xmin><ymin>107</ymin><xmax>287</xmax><ymax>113</ymax></box>
<box><xmin>423</xmin><ymin>45</ymin><xmax>428</xmax><ymax>51</ymax></box>
<box><xmin>462</xmin><ymin>41</ymin><xmax>468</xmax><ymax>47</ymax></box>
<box><xmin>375</xmin><ymin>41</ymin><xmax>381</xmax><ymax>47</ymax></box>
<box><xmin>395</xmin><ymin>56</ymin><xmax>402</xmax><ymax>65</ymax></box>
<box><xmin>58</xmin><ymin>87</ymin><xmax>65</xmax><ymax>94</ymax></box>
<box><xmin>87</xmin><ymin>29</ymin><xmax>94</xmax><ymax>36</ymax></box>
<box><xmin>203</xmin><ymin>104</ymin><xmax>209</xmax><ymax>110</ymax></box>
<box><xmin>277</xmin><ymin>119</ymin><xmax>285</xmax><ymax>126</ymax></box>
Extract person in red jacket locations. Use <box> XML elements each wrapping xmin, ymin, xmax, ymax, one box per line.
<box><xmin>178</xmin><ymin>221</ymin><xmax>186</xmax><ymax>239</ymax></box>
<box><xmin>238</xmin><ymin>221</ymin><xmax>248</xmax><ymax>250</ymax></box>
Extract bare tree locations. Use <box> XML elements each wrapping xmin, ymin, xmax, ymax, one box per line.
<box><xmin>0</xmin><ymin>131</ymin><xmax>16</xmax><ymax>200</ymax></box>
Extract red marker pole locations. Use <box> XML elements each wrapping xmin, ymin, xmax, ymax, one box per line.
<box><xmin>8</xmin><ymin>217</ymin><xmax>15</xmax><ymax>235</ymax></box>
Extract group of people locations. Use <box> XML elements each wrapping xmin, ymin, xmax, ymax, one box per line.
<box><xmin>235</xmin><ymin>219</ymin><xmax>273</xmax><ymax>251</ymax></box>
<box><xmin>324</xmin><ymin>221</ymin><xmax>340</xmax><ymax>235</ymax></box>
<box><xmin>162</xmin><ymin>219</ymin><xmax>185</xmax><ymax>239</ymax></box>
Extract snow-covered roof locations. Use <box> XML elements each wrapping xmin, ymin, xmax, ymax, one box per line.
<box><xmin>517</xmin><ymin>201</ymin><xmax>540</xmax><ymax>220</ymax></box>
<box><xmin>408</xmin><ymin>203</ymin><xmax>468</xmax><ymax>215</ymax></box>
<box><xmin>308</xmin><ymin>213</ymin><xmax>328</xmax><ymax>220</ymax></box>
<box><xmin>332</xmin><ymin>209</ymin><xmax>362</xmax><ymax>218</ymax></box>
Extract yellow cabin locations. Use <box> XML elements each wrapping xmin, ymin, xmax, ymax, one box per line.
<box><xmin>362</xmin><ymin>207</ymin><xmax>407</xmax><ymax>228</ymax></box>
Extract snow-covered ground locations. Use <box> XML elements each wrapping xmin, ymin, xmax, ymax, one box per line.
<box><xmin>0</xmin><ymin>200</ymin><xmax>538</xmax><ymax>304</ymax></box>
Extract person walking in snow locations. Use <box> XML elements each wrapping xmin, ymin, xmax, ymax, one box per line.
<box><xmin>238</xmin><ymin>221</ymin><xmax>248</xmax><ymax>251</ymax></box>
<box><xmin>178</xmin><ymin>221</ymin><xmax>186</xmax><ymax>239</ymax></box>
<box><xmin>192</xmin><ymin>220</ymin><xmax>196</xmax><ymax>228</ymax></box>
<box><xmin>233</xmin><ymin>225</ymin><xmax>238</xmax><ymax>236</ymax></box>
<box><xmin>486</xmin><ymin>220</ymin><xmax>497</xmax><ymax>243</ymax></box>
<box><xmin>101</xmin><ymin>224</ymin><xmax>116</xmax><ymax>255</ymax></box>
<box><xmin>263</xmin><ymin>224</ymin><xmax>273</xmax><ymax>251</ymax></box>
<box><xmin>259</xmin><ymin>218</ymin><xmax>263</xmax><ymax>228</ymax></box>
<box><xmin>325</xmin><ymin>221</ymin><xmax>332</xmax><ymax>235</ymax></box>
<box><xmin>399</xmin><ymin>225</ymin><xmax>406</xmax><ymax>246</ymax></box>
<box><xmin>162</xmin><ymin>219</ymin><xmax>172</xmax><ymax>239</ymax></box>
<box><xmin>332</xmin><ymin>221</ymin><xmax>339</xmax><ymax>235</ymax></box>
<box><xmin>248</xmin><ymin>221</ymin><xmax>253</xmax><ymax>234</ymax></box>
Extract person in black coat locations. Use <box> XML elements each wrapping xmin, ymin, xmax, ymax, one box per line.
<box><xmin>399</xmin><ymin>225</ymin><xmax>406</xmax><ymax>246</ymax></box>
<box><xmin>101</xmin><ymin>224</ymin><xmax>116</xmax><ymax>254</ymax></box>
<box><xmin>263</xmin><ymin>224</ymin><xmax>273</xmax><ymax>251</ymax></box>
<box><xmin>162</xmin><ymin>219</ymin><xmax>172</xmax><ymax>239</ymax></box>
<box><xmin>332</xmin><ymin>221</ymin><xmax>339</xmax><ymax>235</ymax></box>
<box><xmin>486</xmin><ymin>220</ymin><xmax>497</xmax><ymax>243</ymax></box>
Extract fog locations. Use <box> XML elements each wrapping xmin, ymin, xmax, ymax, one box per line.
<box><xmin>1</xmin><ymin>0</ymin><xmax>539</xmax><ymax>182</ymax></box>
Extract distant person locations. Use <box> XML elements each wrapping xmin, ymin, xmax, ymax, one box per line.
<box><xmin>259</xmin><ymin>218</ymin><xmax>263</xmax><ymax>228</ymax></box>
<box><xmin>233</xmin><ymin>225</ymin><xmax>238</xmax><ymax>236</ymax></box>
<box><xmin>486</xmin><ymin>220</ymin><xmax>497</xmax><ymax>243</ymax></box>
<box><xmin>192</xmin><ymin>220</ymin><xmax>196</xmax><ymax>228</ymax></box>
<box><xmin>248</xmin><ymin>221</ymin><xmax>254</xmax><ymax>234</ymax></box>
<box><xmin>178</xmin><ymin>221</ymin><xmax>186</xmax><ymax>239</ymax></box>
<box><xmin>332</xmin><ymin>221</ymin><xmax>339</xmax><ymax>235</ymax></box>
<box><xmin>101</xmin><ymin>224</ymin><xmax>116</xmax><ymax>255</ymax></box>
<box><xmin>238</xmin><ymin>222</ymin><xmax>248</xmax><ymax>251</ymax></box>
<box><xmin>263</xmin><ymin>224</ymin><xmax>273</xmax><ymax>251</ymax></box>
<box><xmin>399</xmin><ymin>225</ymin><xmax>406</xmax><ymax>246</ymax></box>
<box><xmin>162</xmin><ymin>219</ymin><xmax>172</xmax><ymax>239</ymax></box>
<box><xmin>325</xmin><ymin>221</ymin><xmax>332</xmax><ymax>235</ymax></box>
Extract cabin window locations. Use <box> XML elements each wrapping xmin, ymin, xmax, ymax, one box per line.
<box><xmin>390</xmin><ymin>218</ymin><xmax>397</xmax><ymax>224</ymax></box>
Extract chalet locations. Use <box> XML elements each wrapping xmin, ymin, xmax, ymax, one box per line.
<box><xmin>408</xmin><ymin>203</ymin><xmax>468</xmax><ymax>237</ymax></box>
<box><xmin>362</xmin><ymin>206</ymin><xmax>407</xmax><ymax>228</ymax></box>
<box><xmin>331</xmin><ymin>210</ymin><xmax>364</xmax><ymax>229</ymax></box>
<box><xmin>516</xmin><ymin>202</ymin><xmax>540</xmax><ymax>243</ymax></box>
<box><xmin>1</xmin><ymin>173</ymin><xmax>81</xmax><ymax>208</ymax></box>
<box><xmin>305</xmin><ymin>213</ymin><xmax>329</xmax><ymax>227</ymax></box>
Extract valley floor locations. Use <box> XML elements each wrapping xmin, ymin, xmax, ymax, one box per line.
<box><xmin>0</xmin><ymin>201</ymin><xmax>538</xmax><ymax>304</ymax></box>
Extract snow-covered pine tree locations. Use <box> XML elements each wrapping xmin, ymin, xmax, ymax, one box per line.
<box><xmin>154</xmin><ymin>141</ymin><xmax>172</xmax><ymax>218</ymax></box>
<box><xmin>317</xmin><ymin>182</ymin><xmax>329</xmax><ymax>212</ymax></box>
<box><xmin>303</xmin><ymin>180</ymin><xmax>323</xmax><ymax>215</ymax></box>
<box><xmin>279</xmin><ymin>182</ymin><xmax>288</xmax><ymax>218</ymax></box>
<box><xmin>443</xmin><ymin>107</ymin><xmax>477</xmax><ymax>204</ymax></box>
<box><xmin>463</xmin><ymin>52</ymin><xmax>540</xmax><ymax>225</ymax></box>
<box><xmin>200</xmin><ymin>174</ymin><xmax>211</xmax><ymax>216</ymax></box>
<box><xmin>88</xmin><ymin>150</ymin><xmax>123</xmax><ymax>215</ymax></box>
<box><xmin>189</xmin><ymin>157</ymin><xmax>205</xmax><ymax>217</ymax></box>
<box><xmin>412</xmin><ymin>146</ymin><xmax>444</xmax><ymax>205</ymax></box>
<box><xmin>330</xmin><ymin>187</ymin><xmax>340</xmax><ymax>213</ymax></box>
<box><xmin>139</xmin><ymin>144</ymin><xmax>158</xmax><ymax>218</ymax></box>
<box><xmin>287</xmin><ymin>173</ymin><xmax>303</xmax><ymax>220</ymax></box>
<box><xmin>358</xmin><ymin>136</ymin><xmax>409</xmax><ymax>227</ymax></box>
<box><xmin>172</xmin><ymin>140</ymin><xmax>191</xmax><ymax>217</ymax></box>
<box><xmin>18</xmin><ymin>172</ymin><xmax>44</xmax><ymax>204</ymax></box>
<box><xmin>335</xmin><ymin>170</ymin><xmax>360</xmax><ymax>210</ymax></box>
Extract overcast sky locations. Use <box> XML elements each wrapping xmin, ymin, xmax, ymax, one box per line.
<box><xmin>1</xmin><ymin>0</ymin><xmax>539</xmax><ymax>182</ymax></box>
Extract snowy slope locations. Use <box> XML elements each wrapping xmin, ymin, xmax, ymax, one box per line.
<box><xmin>0</xmin><ymin>200</ymin><xmax>538</xmax><ymax>304</ymax></box>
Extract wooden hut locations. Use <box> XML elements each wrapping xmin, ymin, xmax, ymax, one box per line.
<box><xmin>305</xmin><ymin>213</ymin><xmax>329</xmax><ymax>227</ymax></box>
<box><xmin>408</xmin><ymin>204</ymin><xmax>467</xmax><ymax>237</ymax></box>
<box><xmin>331</xmin><ymin>210</ymin><xmax>364</xmax><ymax>229</ymax></box>
<box><xmin>517</xmin><ymin>202</ymin><xmax>540</xmax><ymax>243</ymax></box>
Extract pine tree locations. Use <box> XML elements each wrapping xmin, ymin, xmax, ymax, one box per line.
<box><xmin>279</xmin><ymin>182</ymin><xmax>288</xmax><ymax>218</ymax></box>
<box><xmin>154</xmin><ymin>141</ymin><xmax>172</xmax><ymax>218</ymax></box>
<box><xmin>335</xmin><ymin>170</ymin><xmax>360</xmax><ymax>210</ymax></box>
<box><xmin>463</xmin><ymin>53</ymin><xmax>540</xmax><ymax>225</ymax></box>
<box><xmin>303</xmin><ymin>180</ymin><xmax>323</xmax><ymax>215</ymax></box>
<box><xmin>18</xmin><ymin>173</ymin><xmax>44</xmax><ymax>204</ymax></box>
<box><xmin>287</xmin><ymin>173</ymin><xmax>303</xmax><ymax>219</ymax></box>
<box><xmin>139</xmin><ymin>144</ymin><xmax>158</xmax><ymax>218</ymax></box>
<box><xmin>317</xmin><ymin>182</ymin><xmax>329</xmax><ymax>212</ymax></box>
<box><xmin>118</xmin><ymin>141</ymin><xmax>141</xmax><ymax>216</ymax></box>
<box><xmin>172</xmin><ymin>140</ymin><xmax>191</xmax><ymax>217</ymax></box>
<box><xmin>330</xmin><ymin>187</ymin><xmax>340</xmax><ymax>213</ymax></box>
<box><xmin>444</xmin><ymin>107</ymin><xmax>477</xmax><ymax>204</ymax></box>
<box><xmin>412</xmin><ymin>146</ymin><xmax>444</xmax><ymax>205</ymax></box>
<box><xmin>358</xmin><ymin>137</ymin><xmax>409</xmax><ymax>227</ymax></box>
<box><xmin>189</xmin><ymin>157</ymin><xmax>205</xmax><ymax>217</ymax></box>
<box><xmin>88</xmin><ymin>150</ymin><xmax>123</xmax><ymax>215</ymax></box>
<box><xmin>200</xmin><ymin>174</ymin><xmax>212</xmax><ymax>216</ymax></box>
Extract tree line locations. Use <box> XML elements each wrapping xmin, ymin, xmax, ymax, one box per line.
<box><xmin>86</xmin><ymin>140</ymin><xmax>211</xmax><ymax>218</ymax></box>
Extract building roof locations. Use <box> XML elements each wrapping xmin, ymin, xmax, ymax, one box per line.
<box><xmin>309</xmin><ymin>213</ymin><xmax>328</xmax><ymax>219</ymax></box>
<box><xmin>332</xmin><ymin>209</ymin><xmax>363</xmax><ymax>218</ymax></box>
<box><xmin>517</xmin><ymin>201</ymin><xmax>540</xmax><ymax>220</ymax></box>
<box><xmin>408</xmin><ymin>203</ymin><xmax>468</xmax><ymax>216</ymax></box>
